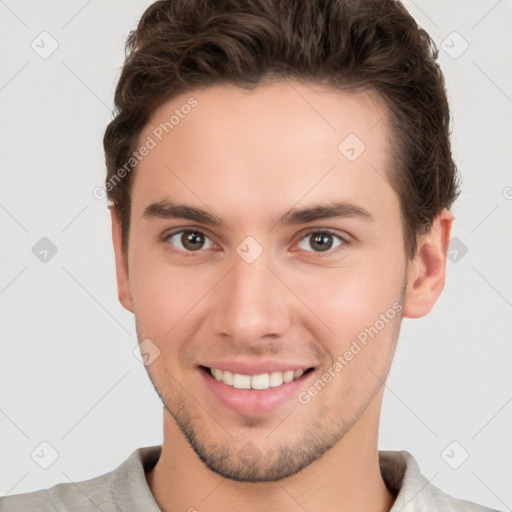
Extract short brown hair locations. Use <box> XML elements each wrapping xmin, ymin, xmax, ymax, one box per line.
<box><xmin>103</xmin><ymin>0</ymin><xmax>459</xmax><ymax>259</ymax></box>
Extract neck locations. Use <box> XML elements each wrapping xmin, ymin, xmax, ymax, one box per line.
<box><xmin>147</xmin><ymin>394</ymin><xmax>394</xmax><ymax>512</ymax></box>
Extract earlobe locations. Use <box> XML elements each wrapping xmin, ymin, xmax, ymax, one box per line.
<box><xmin>110</xmin><ymin>206</ymin><xmax>134</xmax><ymax>313</ymax></box>
<box><xmin>403</xmin><ymin>209</ymin><xmax>453</xmax><ymax>318</ymax></box>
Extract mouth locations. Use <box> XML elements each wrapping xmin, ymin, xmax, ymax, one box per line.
<box><xmin>201</xmin><ymin>365</ymin><xmax>315</xmax><ymax>390</ymax></box>
<box><xmin>198</xmin><ymin>364</ymin><xmax>316</xmax><ymax>416</ymax></box>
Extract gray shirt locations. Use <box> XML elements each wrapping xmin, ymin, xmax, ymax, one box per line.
<box><xmin>0</xmin><ymin>446</ymin><xmax>500</xmax><ymax>511</ymax></box>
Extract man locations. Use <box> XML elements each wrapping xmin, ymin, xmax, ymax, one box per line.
<box><xmin>0</xmin><ymin>0</ymin><xmax>500</xmax><ymax>510</ymax></box>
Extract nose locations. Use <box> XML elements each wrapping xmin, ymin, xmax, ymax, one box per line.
<box><xmin>210</xmin><ymin>250</ymin><xmax>293</xmax><ymax>347</ymax></box>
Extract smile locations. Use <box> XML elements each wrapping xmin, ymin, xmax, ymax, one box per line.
<box><xmin>207</xmin><ymin>367</ymin><xmax>310</xmax><ymax>390</ymax></box>
<box><xmin>199</xmin><ymin>362</ymin><xmax>317</xmax><ymax>415</ymax></box>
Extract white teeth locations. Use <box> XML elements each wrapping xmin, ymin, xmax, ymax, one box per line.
<box><xmin>269</xmin><ymin>371</ymin><xmax>284</xmax><ymax>387</ymax></box>
<box><xmin>232</xmin><ymin>373</ymin><xmax>251</xmax><ymax>389</ymax></box>
<box><xmin>208</xmin><ymin>367</ymin><xmax>308</xmax><ymax>390</ymax></box>
<box><xmin>251</xmin><ymin>373</ymin><xmax>270</xmax><ymax>390</ymax></box>
<box><xmin>282</xmin><ymin>370</ymin><xmax>295</xmax><ymax>383</ymax></box>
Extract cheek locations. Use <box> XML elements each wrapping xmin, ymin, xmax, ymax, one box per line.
<box><xmin>299</xmin><ymin>263</ymin><xmax>404</xmax><ymax>405</ymax></box>
<box><xmin>129</xmin><ymin>252</ymin><xmax>218</xmax><ymax>370</ymax></box>
<box><xmin>130</xmin><ymin>248</ymin><xmax>201</xmax><ymax>326</ymax></box>
<box><xmin>130</xmin><ymin>268</ymin><xmax>191</xmax><ymax>378</ymax></box>
<box><xmin>295</xmin><ymin>260</ymin><xmax>404</xmax><ymax>345</ymax></box>
<box><xmin>131</xmin><ymin>267</ymin><xmax>174</xmax><ymax>333</ymax></box>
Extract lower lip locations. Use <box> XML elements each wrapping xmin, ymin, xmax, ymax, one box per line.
<box><xmin>200</xmin><ymin>368</ymin><xmax>314</xmax><ymax>416</ymax></box>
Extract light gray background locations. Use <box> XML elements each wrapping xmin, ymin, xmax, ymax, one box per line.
<box><xmin>1</xmin><ymin>0</ymin><xmax>511</xmax><ymax>509</ymax></box>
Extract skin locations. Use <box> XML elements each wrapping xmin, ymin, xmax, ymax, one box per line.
<box><xmin>111</xmin><ymin>80</ymin><xmax>452</xmax><ymax>512</ymax></box>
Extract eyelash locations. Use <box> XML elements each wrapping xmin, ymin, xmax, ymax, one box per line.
<box><xmin>162</xmin><ymin>228</ymin><xmax>350</xmax><ymax>258</ymax></box>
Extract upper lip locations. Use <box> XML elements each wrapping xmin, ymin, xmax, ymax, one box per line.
<box><xmin>200</xmin><ymin>359</ymin><xmax>315</xmax><ymax>376</ymax></box>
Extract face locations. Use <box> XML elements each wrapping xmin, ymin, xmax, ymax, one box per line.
<box><xmin>114</xmin><ymin>81</ymin><xmax>413</xmax><ymax>481</ymax></box>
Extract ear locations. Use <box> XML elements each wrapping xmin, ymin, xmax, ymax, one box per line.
<box><xmin>403</xmin><ymin>208</ymin><xmax>453</xmax><ymax>318</ymax></box>
<box><xmin>110</xmin><ymin>205</ymin><xmax>134</xmax><ymax>313</ymax></box>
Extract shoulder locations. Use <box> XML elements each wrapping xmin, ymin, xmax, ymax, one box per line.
<box><xmin>0</xmin><ymin>472</ymin><xmax>113</xmax><ymax>512</ymax></box>
<box><xmin>0</xmin><ymin>469</ymin><xmax>116</xmax><ymax>512</ymax></box>
<box><xmin>0</xmin><ymin>446</ymin><xmax>161</xmax><ymax>512</ymax></box>
<box><xmin>380</xmin><ymin>450</ymin><xmax>502</xmax><ymax>512</ymax></box>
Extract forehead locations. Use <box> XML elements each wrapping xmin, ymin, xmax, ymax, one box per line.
<box><xmin>131</xmin><ymin>81</ymin><xmax>397</xmax><ymax>226</ymax></box>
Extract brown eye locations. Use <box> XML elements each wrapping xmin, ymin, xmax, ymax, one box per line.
<box><xmin>297</xmin><ymin>231</ymin><xmax>344</xmax><ymax>253</ymax></box>
<box><xmin>166</xmin><ymin>230</ymin><xmax>214</xmax><ymax>253</ymax></box>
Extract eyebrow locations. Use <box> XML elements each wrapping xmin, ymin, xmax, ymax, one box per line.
<box><xmin>142</xmin><ymin>199</ymin><xmax>373</xmax><ymax>227</ymax></box>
